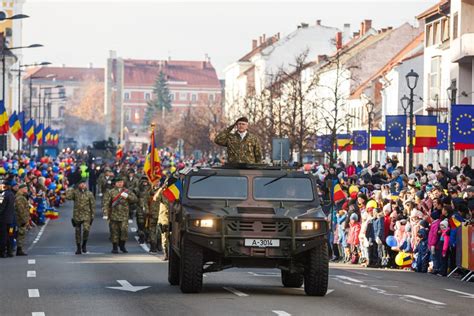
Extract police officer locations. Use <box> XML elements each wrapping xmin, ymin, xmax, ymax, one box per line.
<box><xmin>65</xmin><ymin>179</ymin><xmax>95</xmax><ymax>254</ymax></box>
<box><xmin>137</xmin><ymin>176</ymin><xmax>150</xmax><ymax>244</ymax></box>
<box><xmin>103</xmin><ymin>176</ymin><xmax>138</xmax><ymax>254</ymax></box>
<box><xmin>15</xmin><ymin>183</ymin><xmax>30</xmax><ymax>256</ymax></box>
<box><xmin>214</xmin><ymin>117</ymin><xmax>262</xmax><ymax>164</ymax></box>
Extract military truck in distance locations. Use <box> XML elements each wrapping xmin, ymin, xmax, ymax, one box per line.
<box><xmin>168</xmin><ymin>165</ymin><xmax>329</xmax><ymax>296</ymax></box>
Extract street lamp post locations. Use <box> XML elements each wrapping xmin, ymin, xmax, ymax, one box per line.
<box><xmin>405</xmin><ymin>69</ymin><xmax>419</xmax><ymax>174</ymax></box>
<box><xmin>365</xmin><ymin>100</ymin><xmax>375</xmax><ymax>164</ymax></box>
<box><xmin>447</xmin><ymin>81</ymin><xmax>457</xmax><ymax>168</ymax></box>
<box><xmin>400</xmin><ymin>95</ymin><xmax>410</xmax><ymax>173</ymax></box>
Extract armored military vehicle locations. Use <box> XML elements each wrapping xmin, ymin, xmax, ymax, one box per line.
<box><xmin>168</xmin><ymin>165</ymin><xmax>329</xmax><ymax>296</ymax></box>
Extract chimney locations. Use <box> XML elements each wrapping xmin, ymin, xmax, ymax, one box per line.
<box><xmin>259</xmin><ymin>36</ymin><xmax>263</xmax><ymax>44</ymax></box>
<box><xmin>353</xmin><ymin>31</ymin><xmax>360</xmax><ymax>37</ymax></box>
<box><xmin>89</xmin><ymin>62</ymin><xmax>93</xmax><ymax>69</ymax></box>
<box><xmin>252</xmin><ymin>39</ymin><xmax>257</xmax><ymax>49</ymax></box>
<box><xmin>262</xmin><ymin>33</ymin><xmax>266</xmax><ymax>42</ymax></box>
<box><xmin>201</xmin><ymin>61</ymin><xmax>206</xmax><ymax>69</ymax></box>
<box><xmin>363</xmin><ymin>19</ymin><xmax>372</xmax><ymax>35</ymax></box>
<box><xmin>316</xmin><ymin>19</ymin><xmax>321</xmax><ymax>26</ymax></box>
<box><xmin>335</xmin><ymin>32</ymin><xmax>343</xmax><ymax>50</ymax></box>
<box><xmin>277</xmin><ymin>32</ymin><xmax>280</xmax><ymax>40</ymax></box>
<box><xmin>301</xmin><ymin>22</ymin><xmax>309</xmax><ymax>28</ymax></box>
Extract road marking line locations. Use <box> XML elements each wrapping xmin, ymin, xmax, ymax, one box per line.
<box><xmin>297</xmin><ymin>288</ymin><xmax>335</xmax><ymax>295</ymax></box>
<box><xmin>27</xmin><ymin>271</ymin><xmax>36</xmax><ymax>278</ymax></box>
<box><xmin>348</xmin><ymin>270</ymin><xmax>369</xmax><ymax>276</ymax></box>
<box><xmin>29</xmin><ymin>219</ymin><xmax>50</xmax><ymax>249</ymax></box>
<box><xmin>272</xmin><ymin>311</ymin><xmax>291</xmax><ymax>316</ymax></box>
<box><xmin>28</xmin><ymin>259</ymin><xmax>36</xmax><ymax>265</ymax></box>
<box><xmin>248</xmin><ymin>272</ymin><xmax>279</xmax><ymax>277</ymax></box>
<box><xmin>32</xmin><ymin>313</ymin><xmax>45</xmax><ymax>316</ymax></box>
<box><xmin>403</xmin><ymin>295</ymin><xmax>446</xmax><ymax>306</ymax></box>
<box><xmin>333</xmin><ymin>275</ymin><xmax>363</xmax><ymax>283</ymax></box>
<box><xmin>28</xmin><ymin>289</ymin><xmax>40</xmax><ymax>298</ymax></box>
<box><xmin>444</xmin><ymin>289</ymin><xmax>474</xmax><ymax>298</ymax></box>
<box><xmin>223</xmin><ymin>287</ymin><xmax>249</xmax><ymax>297</ymax></box>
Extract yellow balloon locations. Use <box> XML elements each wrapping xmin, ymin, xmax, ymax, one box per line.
<box><xmin>395</xmin><ymin>251</ymin><xmax>413</xmax><ymax>266</ymax></box>
<box><xmin>18</xmin><ymin>168</ymin><xmax>25</xmax><ymax>176</ymax></box>
<box><xmin>366</xmin><ymin>200</ymin><xmax>378</xmax><ymax>209</ymax></box>
<box><xmin>0</xmin><ymin>167</ymin><xmax>5</xmax><ymax>175</ymax></box>
<box><xmin>349</xmin><ymin>185</ymin><xmax>359</xmax><ymax>194</ymax></box>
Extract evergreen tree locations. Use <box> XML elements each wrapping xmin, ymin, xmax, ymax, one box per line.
<box><xmin>145</xmin><ymin>71</ymin><xmax>172</xmax><ymax>126</ymax></box>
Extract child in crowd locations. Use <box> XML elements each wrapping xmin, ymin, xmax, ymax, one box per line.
<box><xmin>414</xmin><ymin>229</ymin><xmax>429</xmax><ymax>273</ymax></box>
<box><xmin>347</xmin><ymin>213</ymin><xmax>360</xmax><ymax>264</ymax></box>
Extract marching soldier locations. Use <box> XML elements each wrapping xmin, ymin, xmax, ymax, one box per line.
<box><xmin>125</xmin><ymin>169</ymin><xmax>140</xmax><ymax>220</ymax></box>
<box><xmin>65</xmin><ymin>179</ymin><xmax>95</xmax><ymax>255</ymax></box>
<box><xmin>214</xmin><ymin>116</ymin><xmax>262</xmax><ymax>164</ymax></box>
<box><xmin>97</xmin><ymin>167</ymin><xmax>114</xmax><ymax>198</ymax></box>
<box><xmin>143</xmin><ymin>184</ymin><xmax>161</xmax><ymax>253</ymax></box>
<box><xmin>14</xmin><ymin>184</ymin><xmax>30</xmax><ymax>256</ymax></box>
<box><xmin>155</xmin><ymin>183</ymin><xmax>170</xmax><ymax>260</ymax></box>
<box><xmin>137</xmin><ymin>176</ymin><xmax>151</xmax><ymax>244</ymax></box>
<box><xmin>103</xmin><ymin>176</ymin><xmax>138</xmax><ymax>254</ymax></box>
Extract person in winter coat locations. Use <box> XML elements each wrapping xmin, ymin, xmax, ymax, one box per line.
<box><xmin>336</xmin><ymin>209</ymin><xmax>348</xmax><ymax>262</ymax></box>
<box><xmin>438</xmin><ymin>219</ymin><xmax>450</xmax><ymax>276</ymax></box>
<box><xmin>0</xmin><ymin>180</ymin><xmax>17</xmax><ymax>258</ymax></box>
<box><xmin>347</xmin><ymin>213</ymin><xmax>361</xmax><ymax>264</ymax></box>
<box><xmin>414</xmin><ymin>229</ymin><xmax>429</xmax><ymax>273</ymax></box>
<box><xmin>428</xmin><ymin>211</ymin><xmax>441</xmax><ymax>274</ymax></box>
<box><xmin>347</xmin><ymin>162</ymin><xmax>356</xmax><ymax>178</ymax></box>
<box><xmin>373</xmin><ymin>208</ymin><xmax>385</xmax><ymax>267</ymax></box>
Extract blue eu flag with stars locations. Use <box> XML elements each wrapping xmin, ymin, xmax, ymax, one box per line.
<box><xmin>315</xmin><ymin>135</ymin><xmax>333</xmax><ymax>152</ymax></box>
<box><xmin>436</xmin><ymin>123</ymin><xmax>448</xmax><ymax>150</ymax></box>
<box><xmin>352</xmin><ymin>130</ymin><xmax>368</xmax><ymax>150</ymax></box>
<box><xmin>451</xmin><ymin>104</ymin><xmax>474</xmax><ymax>144</ymax></box>
<box><xmin>386</xmin><ymin>115</ymin><xmax>407</xmax><ymax>147</ymax></box>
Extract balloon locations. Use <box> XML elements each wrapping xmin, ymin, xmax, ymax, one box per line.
<box><xmin>349</xmin><ymin>185</ymin><xmax>359</xmax><ymax>194</ymax></box>
<box><xmin>52</xmin><ymin>166</ymin><xmax>59</xmax><ymax>173</ymax></box>
<box><xmin>59</xmin><ymin>162</ymin><xmax>65</xmax><ymax>169</ymax></box>
<box><xmin>366</xmin><ymin>200</ymin><xmax>378</xmax><ymax>209</ymax></box>
<box><xmin>30</xmin><ymin>161</ymin><xmax>36</xmax><ymax>168</ymax></box>
<box><xmin>395</xmin><ymin>251</ymin><xmax>413</xmax><ymax>267</ymax></box>
<box><xmin>58</xmin><ymin>175</ymin><xmax>63</xmax><ymax>181</ymax></box>
<box><xmin>54</xmin><ymin>174</ymin><xmax>59</xmax><ymax>181</ymax></box>
<box><xmin>18</xmin><ymin>168</ymin><xmax>25</xmax><ymax>176</ymax></box>
<box><xmin>11</xmin><ymin>169</ymin><xmax>18</xmax><ymax>175</ymax></box>
<box><xmin>34</xmin><ymin>170</ymin><xmax>42</xmax><ymax>177</ymax></box>
<box><xmin>386</xmin><ymin>235</ymin><xmax>398</xmax><ymax>248</ymax></box>
<box><xmin>0</xmin><ymin>167</ymin><xmax>5</xmax><ymax>175</ymax></box>
<box><xmin>57</xmin><ymin>184</ymin><xmax>62</xmax><ymax>190</ymax></box>
<box><xmin>41</xmin><ymin>170</ymin><xmax>48</xmax><ymax>177</ymax></box>
<box><xmin>48</xmin><ymin>183</ymin><xmax>57</xmax><ymax>191</ymax></box>
<box><xmin>44</xmin><ymin>178</ymin><xmax>52</xmax><ymax>187</ymax></box>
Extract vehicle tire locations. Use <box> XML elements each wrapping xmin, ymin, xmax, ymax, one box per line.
<box><xmin>179</xmin><ymin>237</ymin><xmax>203</xmax><ymax>293</ymax></box>
<box><xmin>281</xmin><ymin>270</ymin><xmax>304</xmax><ymax>288</ymax></box>
<box><xmin>304</xmin><ymin>241</ymin><xmax>329</xmax><ymax>296</ymax></box>
<box><xmin>168</xmin><ymin>245</ymin><xmax>180</xmax><ymax>286</ymax></box>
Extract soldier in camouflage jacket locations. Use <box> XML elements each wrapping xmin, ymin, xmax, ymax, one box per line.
<box><xmin>214</xmin><ymin>117</ymin><xmax>262</xmax><ymax>164</ymax></box>
<box><xmin>15</xmin><ymin>184</ymin><xmax>30</xmax><ymax>256</ymax></box>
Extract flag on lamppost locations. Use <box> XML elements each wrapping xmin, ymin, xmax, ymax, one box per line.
<box><xmin>435</xmin><ymin>123</ymin><xmax>448</xmax><ymax>150</ymax></box>
<box><xmin>35</xmin><ymin>123</ymin><xmax>44</xmax><ymax>145</ymax></box>
<box><xmin>451</xmin><ymin>104</ymin><xmax>474</xmax><ymax>144</ymax></box>
<box><xmin>336</xmin><ymin>134</ymin><xmax>352</xmax><ymax>151</ymax></box>
<box><xmin>370</xmin><ymin>130</ymin><xmax>386</xmax><ymax>150</ymax></box>
<box><xmin>18</xmin><ymin>111</ymin><xmax>26</xmax><ymax>139</ymax></box>
<box><xmin>0</xmin><ymin>100</ymin><xmax>9</xmax><ymax>134</ymax></box>
<box><xmin>9</xmin><ymin>111</ymin><xmax>23</xmax><ymax>140</ymax></box>
<box><xmin>385</xmin><ymin>115</ymin><xmax>407</xmax><ymax>148</ymax></box>
<box><xmin>415</xmin><ymin>115</ymin><xmax>437</xmax><ymax>147</ymax></box>
<box><xmin>25</xmin><ymin>119</ymin><xmax>35</xmax><ymax>144</ymax></box>
<box><xmin>407</xmin><ymin>129</ymin><xmax>424</xmax><ymax>153</ymax></box>
<box><xmin>352</xmin><ymin>131</ymin><xmax>368</xmax><ymax>150</ymax></box>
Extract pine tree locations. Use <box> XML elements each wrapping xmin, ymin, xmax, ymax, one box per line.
<box><xmin>145</xmin><ymin>71</ymin><xmax>172</xmax><ymax>125</ymax></box>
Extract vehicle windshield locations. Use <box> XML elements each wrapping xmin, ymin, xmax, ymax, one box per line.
<box><xmin>253</xmin><ymin>177</ymin><xmax>314</xmax><ymax>201</ymax></box>
<box><xmin>187</xmin><ymin>176</ymin><xmax>247</xmax><ymax>200</ymax></box>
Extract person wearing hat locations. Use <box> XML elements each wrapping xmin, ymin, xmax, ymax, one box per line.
<box><xmin>136</xmin><ymin>176</ymin><xmax>151</xmax><ymax>244</ymax></box>
<box><xmin>125</xmin><ymin>169</ymin><xmax>140</xmax><ymax>221</ymax></box>
<box><xmin>97</xmin><ymin>167</ymin><xmax>114</xmax><ymax>198</ymax></box>
<box><xmin>213</xmin><ymin>117</ymin><xmax>262</xmax><ymax>164</ymax></box>
<box><xmin>14</xmin><ymin>183</ymin><xmax>30</xmax><ymax>256</ymax></box>
<box><xmin>65</xmin><ymin>179</ymin><xmax>96</xmax><ymax>254</ymax></box>
<box><xmin>103</xmin><ymin>176</ymin><xmax>138</xmax><ymax>254</ymax></box>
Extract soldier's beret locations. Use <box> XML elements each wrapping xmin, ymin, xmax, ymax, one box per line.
<box><xmin>236</xmin><ymin>117</ymin><xmax>248</xmax><ymax>123</ymax></box>
<box><xmin>19</xmin><ymin>183</ymin><xmax>27</xmax><ymax>189</ymax></box>
<box><xmin>78</xmin><ymin>179</ymin><xmax>87</xmax><ymax>184</ymax></box>
<box><xmin>113</xmin><ymin>176</ymin><xmax>125</xmax><ymax>183</ymax></box>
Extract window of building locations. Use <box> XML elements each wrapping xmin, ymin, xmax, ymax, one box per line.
<box><xmin>169</xmin><ymin>93</ymin><xmax>174</xmax><ymax>101</ymax></box>
<box><xmin>125</xmin><ymin>109</ymin><xmax>131</xmax><ymax>122</ymax></box>
<box><xmin>191</xmin><ymin>94</ymin><xmax>197</xmax><ymax>102</ymax></box>
<box><xmin>209</xmin><ymin>94</ymin><xmax>214</xmax><ymax>102</ymax></box>
<box><xmin>429</xmin><ymin>56</ymin><xmax>441</xmax><ymax>101</ymax></box>
<box><xmin>145</xmin><ymin>93</ymin><xmax>151</xmax><ymax>100</ymax></box>
<box><xmin>453</xmin><ymin>12</ymin><xmax>458</xmax><ymax>40</ymax></box>
<box><xmin>59</xmin><ymin>106</ymin><xmax>65</xmax><ymax>118</ymax></box>
<box><xmin>426</xmin><ymin>23</ymin><xmax>432</xmax><ymax>47</ymax></box>
<box><xmin>441</xmin><ymin>18</ymin><xmax>450</xmax><ymax>42</ymax></box>
<box><xmin>433</xmin><ymin>21</ymin><xmax>440</xmax><ymax>45</ymax></box>
<box><xmin>179</xmin><ymin>92</ymin><xmax>187</xmax><ymax>101</ymax></box>
<box><xmin>32</xmin><ymin>87</ymin><xmax>38</xmax><ymax>98</ymax></box>
<box><xmin>124</xmin><ymin>92</ymin><xmax>130</xmax><ymax>100</ymax></box>
<box><xmin>59</xmin><ymin>87</ymin><xmax>66</xmax><ymax>99</ymax></box>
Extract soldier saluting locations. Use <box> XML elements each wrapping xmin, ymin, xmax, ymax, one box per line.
<box><xmin>65</xmin><ymin>179</ymin><xmax>95</xmax><ymax>255</ymax></box>
<box><xmin>103</xmin><ymin>176</ymin><xmax>138</xmax><ymax>254</ymax></box>
<box><xmin>214</xmin><ymin>117</ymin><xmax>262</xmax><ymax>164</ymax></box>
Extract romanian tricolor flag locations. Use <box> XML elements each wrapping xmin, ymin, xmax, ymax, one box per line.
<box><xmin>143</xmin><ymin>126</ymin><xmax>162</xmax><ymax>185</ymax></box>
<box><xmin>163</xmin><ymin>178</ymin><xmax>182</xmax><ymax>203</ymax></box>
<box><xmin>0</xmin><ymin>100</ymin><xmax>9</xmax><ymax>134</ymax></box>
<box><xmin>18</xmin><ymin>111</ymin><xmax>26</xmax><ymax>139</ymax></box>
<box><xmin>415</xmin><ymin>115</ymin><xmax>437</xmax><ymax>147</ymax></box>
<box><xmin>44</xmin><ymin>126</ymin><xmax>51</xmax><ymax>144</ymax></box>
<box><xmin>407</xmin><ymin>130</ymin><xmax>423</xmax><ymax>153</ymax></box>
<box><xmin>9</xmin><ymin>111</ymin><xmax>23</xmax><ymax>140</ymax></box>
<box><xmin>36</xmin><ymin>123</ymin><xmax>44</xmax><ymax>145</ymax></box>
<box><xmin>53</xmin><ymin>130</ymin><xmax>59</xmax><ymax>146</ymax></box>
<box><xmin>337</xmin><ymin>134</ymin><xmax>352</xmax><ymax>151</ymax></box>
<box><xmin>333</xmin><ymin>183</ymin><xmax>346</xmax><ymax>202</ymax></box>
<box><xmin>370</xmin><ymin>130</ymin><xmax>386</xmax><ymax>150</ymax></box>
<box><xmin>25</xmin><ymin>119</ymin><xmax>36</xmax><ymax>144</ymax></box>
<box><xmin>45</xmin><ymin>208</ymin><xmax>59</xmax><ymax>220</ymax></box>
<box><xmin>454</xmin><ymin>143</ymin><xmax>474</xmax><ymax>150</ymax></box>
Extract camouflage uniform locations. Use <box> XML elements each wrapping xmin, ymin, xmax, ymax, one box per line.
<box><xmin>143</xmin><ymin>187</ymin><xmax>161</xmax><ymax>252</ymax></box>
<box><xmin>65</xmin><ymin>187</ymin><xmax>95</xmax><ymax>245</ymax></box>
<box><xmin>156</xmin><ymin>188</ymin><xmax>170</xmax><ymax>258</ymax></box>
<box><xmin>126</xmin><ymin>174</ymin><xmax>140</xmax><ymax>219</ymax></box>
<box><xmin>97</xmin><ymin>173</ymin><xmax>114</xmax><ymax>196</ymax></box>
<box><xmin>103</xmin><ymin>187</ymin><xmax>138</xmax><ymax>245</ymax></box>
<box><xmin>214</xmin><ymin>125</ymin><xmax>262</xmax><ymax>164</ymax></box>
<box><xmin>14</xmin><ymin>191</ymin><xmax>30</xmax><ymax>250</ymax></box>
<box><xmin>137</xmin><ymin>179</ymin><xmax>151</xmax><ymax>243</ymax></box>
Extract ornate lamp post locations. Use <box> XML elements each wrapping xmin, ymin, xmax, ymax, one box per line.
<box><xmin>405</xmin><ymin>69</ymin><xmax>419</xmax><ymax>174</ymax></box>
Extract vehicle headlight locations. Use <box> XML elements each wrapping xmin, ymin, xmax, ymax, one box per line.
<box><xmin>193</xmin><ymin>219</ymin><xmax>214</xmax><ymax>228</ymax></box>
<box><xmin>301</xmin><ymin>221</ymin><xmax>319</xmax><ymax>230</ymax></box>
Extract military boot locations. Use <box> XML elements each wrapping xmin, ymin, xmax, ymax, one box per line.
<box><xmin>16</xmin><ymin>247</ymin><xmax>28</xmax><ymax>256</ymax></box>
<box><xmin>111</xmin><ymin>243</ymin><xmax>119</xmax><ymax>254</ymax></box>
<box><xmin>138</xmin><ymin>234</ymin><xmax>145</xmax><ymax>244</ymax></box>
<box><xmin>149</xmin><ymin>243</ymin><xmax>157</xmax><ymax>253</ymax></box>
<box><xmin>119</xmin><ymin>241</ymin><xmax>128</xmax><ymax>253</ymax></box>
<box><xmin>81</xmin><ymin>241</ymin><xmax>88</xmax><ymax>254</ymax></box>
<box><xmin>75</xmin><ymin>244</ymin><xmax>82</xmax><ymax>255</ymax></box>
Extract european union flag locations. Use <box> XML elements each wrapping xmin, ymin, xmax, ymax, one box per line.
<box><xmin>386</xmin><ymin>115</ymin><xmax>407</xmax><ymax>147</ymax></box>
<box><xmin>386</xmin><ymin>147</ymin><xmax>402</xmax><ymax>153</ymax></box>
<box><xmin>315</xmin><ymin>135</ymin><xmax>333</xmax><ymax>152</ymax></box>
<box><xmin>451</xmin><ymin>104</ymin><xmax>474</xmax><ymax>144</ymax></box>
<box><xmin>436</xmin><ymin>123</ymin><xmax>448</xmax><ymax>150</ymax></box>
<box><xmin>352</xmin><ymin>130</ymin><xmax>368</xmax><ymax>150</ymax></box>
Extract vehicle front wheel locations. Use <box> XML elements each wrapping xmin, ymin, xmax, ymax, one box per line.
<box><xmin>304</xmin><ymin>241</ymin><xmax>329</xmax><ymax>296</ymax></box>
<box><xmin>168</xmin><ymin>245</ymin><xmax>180</xmax><ymax>286</ymax></box>
<box><xmin>281</xmin><ymin>270</ymin><xmax>304</xmax><ymax>288</ymax></box>
<box><xmin>179</xmin><ymin>237</ymin><xmax>203</xmax><ymax>293</ymax></box>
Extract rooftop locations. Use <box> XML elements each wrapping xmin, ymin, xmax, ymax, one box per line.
<box><xmin>24</xmin><ymin>66</ymin><xmax>104</xmax><ymax>82</ymax></box>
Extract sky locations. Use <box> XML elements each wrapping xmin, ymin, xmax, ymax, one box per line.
<box><xmin>20</xmin><ymin>0</ymin><xmax>438</xmax><ymax>78</ymax></box>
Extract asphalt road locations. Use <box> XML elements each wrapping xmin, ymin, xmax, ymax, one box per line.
<box><xmin>0</xmin><ymin>200</ymin><xmax>472</xmax><ymax>316</ymax></box>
